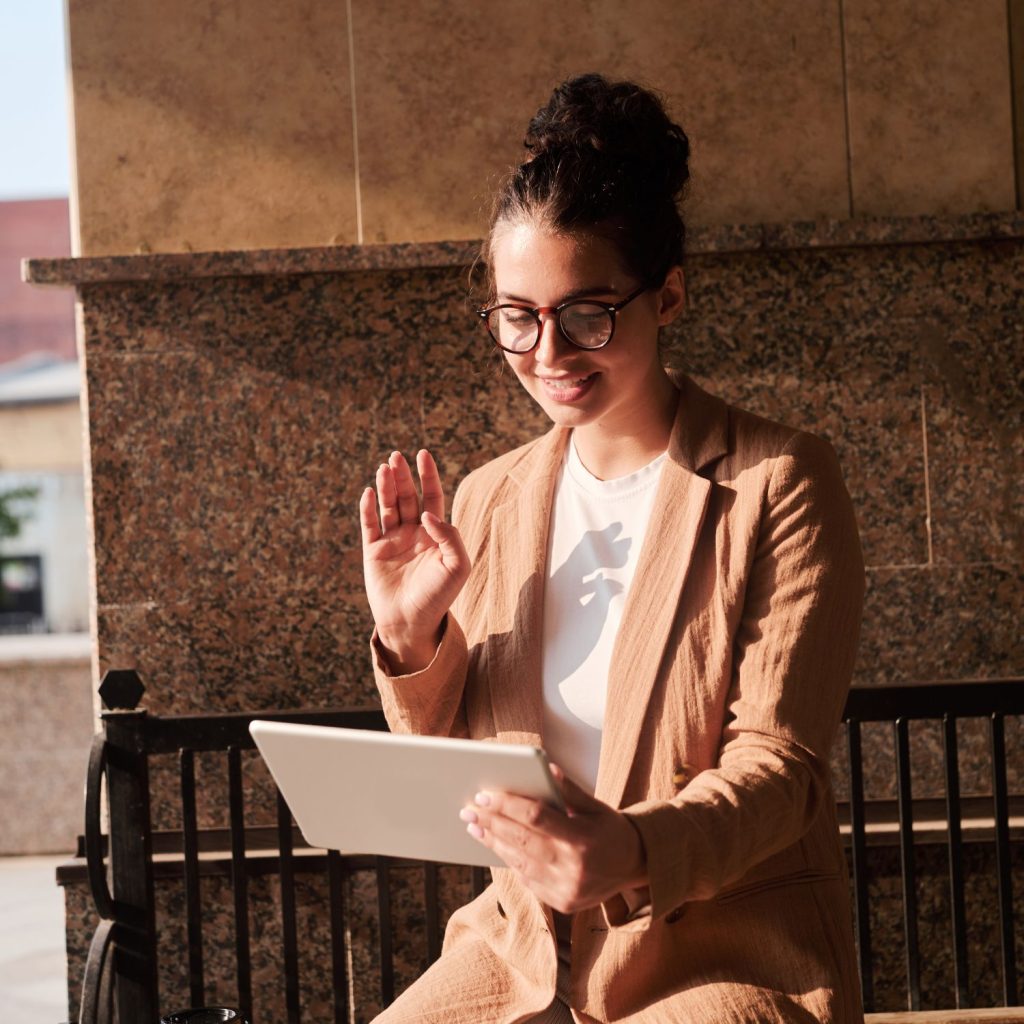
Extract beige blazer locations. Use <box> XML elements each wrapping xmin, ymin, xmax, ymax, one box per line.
<box><xmin>373</xmin><ymin>374</ymin><xmax>866</xmax><ymax>1023</ymax></box>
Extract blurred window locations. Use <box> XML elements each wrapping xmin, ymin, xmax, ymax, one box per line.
<box><xmin>0</xmin><ymin>554</ymin><xmax>44</xmax><ymax>631</ymax></box>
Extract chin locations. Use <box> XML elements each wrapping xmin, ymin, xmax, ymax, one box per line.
<box><xmin>531</xmin><ymin>394</ymin><xmax>598</xmax><ymax>427</ymax></box>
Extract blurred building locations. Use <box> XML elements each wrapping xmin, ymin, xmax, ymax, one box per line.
<box><xmin>0</xmin><ymin>198</ymin><xmax>93</xmax><ymax>855</ymax></box>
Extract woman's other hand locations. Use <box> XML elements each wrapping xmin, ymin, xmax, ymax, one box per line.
<box><xmin>360</xmin><ymin>449</ymin><xmax>470</xmax><ymax>674</ymax></box>
<box><xmin>459</xmin><ymin>764</ymin><xmax>649</xmax><ymax>915</ymax></box>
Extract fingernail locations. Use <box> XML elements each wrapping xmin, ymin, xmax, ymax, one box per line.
<box><xmin>467</xmin><ymin>823</ymin><xmax>484</xmax><ymax>840</ymax></box>
<box><xmin>474</xmin><ymin>792</ymin><xmax>491</xmax><ymax>807</ymax></box>
<box><xmin>459</xmin><ymin>808</ymin><xmax>477</xmax><ymax>823</ymax></box>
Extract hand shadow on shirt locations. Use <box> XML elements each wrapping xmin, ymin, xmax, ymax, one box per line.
<box><xmin>545</xmin><ymin>522</ymin><xmax>631</xmax><ymax>685</ymax></box>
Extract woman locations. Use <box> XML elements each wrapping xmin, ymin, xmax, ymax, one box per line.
<box><xmin>360</xmin><ymin>73</ymin><xmax>865</xmax><ymax>1023</ymax></box>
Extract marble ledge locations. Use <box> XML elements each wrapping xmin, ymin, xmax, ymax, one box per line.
<box><xmin>22</xmin><ymin>210</ymin><xmax>1024</xmax><ymax>288</ymax></box>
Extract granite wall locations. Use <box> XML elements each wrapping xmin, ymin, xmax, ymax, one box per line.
<box><xmin>64</xmin><ymin>0</ymin><xmax>1021</xmax><ymax>254</ymax></box>
<box><xmin>0</xmin><ymin>638</ymin><xmax>94</xmax><ymax>854</ymax></box>
<box><xmin>30</xmin><ymin>209</ymin><xmax>1024</xmax><ymax>1018</ymax></box>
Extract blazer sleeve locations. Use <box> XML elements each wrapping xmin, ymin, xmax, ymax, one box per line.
<box><xmin>611</xmin><ymin>431</ymin><xmax>865</xmax><ymax>925</ymax></box>
<box><xmin>369</xmin><ymin>477</ymin><xmax>476</xmax><ymax>740</ymax></box>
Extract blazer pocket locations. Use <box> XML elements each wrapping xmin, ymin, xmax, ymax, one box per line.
<box><xmin>713</xmin><ymin>868</ymin><xmax>841</xmax><ymax>905</ymax></box>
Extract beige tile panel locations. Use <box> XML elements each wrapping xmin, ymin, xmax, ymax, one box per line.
<box><xmin>843</xmin><ymin>0</ymin><xmax>1016</xmax><ymax>218</ymax></box>
<box><xmin>68</xmin><ymin>0</ymin><xmax>357</xmax><ymax>256</ymax></box>
<box><xmin>351</xmin><ymin>0</ymin><xmax>849</xmax><ymax>242</ymax></box>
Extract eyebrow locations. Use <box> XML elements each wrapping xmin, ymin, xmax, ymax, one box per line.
<box><xmin>496</xmin><ymin>284</ymin><xmax>618</xmax><ymax>305</ymax></box>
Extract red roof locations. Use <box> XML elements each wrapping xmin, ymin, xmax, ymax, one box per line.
<box><xmin>0</xmin><ymin>199</ymin><xmax>75</xmax><ymax>366</ymax></box>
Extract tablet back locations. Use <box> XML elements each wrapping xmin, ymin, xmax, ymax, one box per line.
<box><xmin>249</xmin><ymin>721</ymin><xmax>562</xmax><ymax>867</ymax></box>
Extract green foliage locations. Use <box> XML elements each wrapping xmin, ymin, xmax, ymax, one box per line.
<box><xmin>0</xmin><ymin>486</ymin><xmax>39</xmax><ymax>543</ymax></box>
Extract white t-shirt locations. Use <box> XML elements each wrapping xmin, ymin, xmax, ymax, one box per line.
<box><xmin>541</xmin><ymin>436</ymin><xmax>667</xmax><ymax>793</ymax></box>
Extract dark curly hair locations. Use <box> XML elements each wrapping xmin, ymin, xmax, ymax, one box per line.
<box><xmin>482</xmin><ymin>73</ymin><xmax>691</xmax><ymax>290</ymax></box>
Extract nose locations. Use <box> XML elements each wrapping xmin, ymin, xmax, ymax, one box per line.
<box><xmin>533</xmin><ymin>311</ymin><xmax>570</xmax><ymax>366</ymax></box>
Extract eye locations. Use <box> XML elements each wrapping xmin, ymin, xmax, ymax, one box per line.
<box><xmin>563</xmin><ymin>303</ymin><xmax>609</xmax><ymax>325</ymax></box>
<box><xmin>500</xmin><ymin>307</ymin><xmax>535</xmax><ymax>326</ymax></box>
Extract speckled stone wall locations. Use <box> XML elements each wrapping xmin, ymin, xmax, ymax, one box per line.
<box><xmin>30</xmin><ymin>210</ymin><xmax>1023</xmax><ymax>1019</ymax></box>
<box><xmin>0</xmin><ymin>651</ymin><xmax>93</xmax><ymax>853</ymax></box>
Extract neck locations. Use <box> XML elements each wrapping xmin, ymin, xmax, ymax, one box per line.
<box><xmin>572</xmin><ymin>372</ymin><xmax>678</xmax><ymax>480</ymax></box>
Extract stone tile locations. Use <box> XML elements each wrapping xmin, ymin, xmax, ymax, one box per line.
<box><xmin>0</xmin><ymin>659</ymin><xmax>95</xmax><ymax>854</ymax></box>
<box><xmin>86</xmin><ymin>348</ymin><xmax>389</xmax><ymax>608</ymax></box>
<box><xmin>843</xmin><ymin>0</ymin><xmax>1016</xmax><ymax>218</ymax></box>
<box><xmin>672</xmin><ymin>246</ymin><xmax>934</xmax><ymax>567</ymax></box>
<box><xmin>81</xmin><ymin>265</ymin><xmax>552</xmax><ymax>615</ymax></box>
<box><xmin>352</xmin><ymin>0</ymin><xmax>848</xmax><ymax>242</ymax></box>
<box><xmin>691</xmin><ymin>371</ymin><xmax>926</xmax><ymax>570</ymax></box>
<box><xmin>921</xmin><ymin>318</ymin><xmax>1024</xmax><ymax>566</ymax></box>
<box><xmin>96</xmin><ymin>595</ymin><xmax>378</xmax><ymax>717</ymax></box>
<box><xmin>68</xmin><ymin>0</ymin><xmax>357</xmax><ymax>255</ymax></box>
<box><xmin>858</xmin><ymin>564</ymin><xmax>1024</xmax><ymax>686</ymax></box>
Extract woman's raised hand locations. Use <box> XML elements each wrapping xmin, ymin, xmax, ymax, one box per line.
<box><xmin>359</xmin><ymin>449</ymin><xmax>470</xmax><ymax>674</ymax></box>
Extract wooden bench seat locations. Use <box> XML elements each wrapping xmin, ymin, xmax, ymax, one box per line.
<box><xmin>866</xmin><ymin>1009</ymin><xmax>1024</xmax><ymax>1023</ymax></box>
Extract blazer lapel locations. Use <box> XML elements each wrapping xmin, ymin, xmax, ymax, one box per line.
<box><xmin>595</xmin><ymin>375</ymin><xmax>729</xmax><ymax>808</ymax></box>
<box><xmin>485</xmin><ymin>426</ymin><xmax>569</xmax><ymax>746</ymax></box>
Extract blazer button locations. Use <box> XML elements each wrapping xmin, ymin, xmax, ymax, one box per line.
<box><xmin>665</xmin><ymin>906</ymin><xmax>685</xmax><ymax>924</ymax></box>
<box><xmin>672</xmin><ymin>763</ymin><xmax>696</xmax><ymax>787</ymax></box>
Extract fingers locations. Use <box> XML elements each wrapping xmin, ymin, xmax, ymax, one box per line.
<box><xmin>389</xmin><ymin>451</ymin><xmax>420</xmax><ymax>522</ymax></box>
<box><xmin>472</xmin><ymin>790</ymin><xmax>569</xmax><ymax>837</ymax></box>
<box><xmin>419</xmin><ymin>509</ymin><xmax>468</xmax><ymax>568</ymax></box>
<box><xmin>375</xmin><ymin>462</ymin><xmax>401</xmax><ymax>533</ymax></box>
<box><xmin>359</xmin><ymin>487</ymin><xmax>382</xmax><ymax>546</ymax></box>
<box><xmin>371</xmin><ymin>449</ymin><xmax>447</xmax><ymax>535</ymax></box>
<box><xmin>417</xmin><ymin>449</ymin><xmax>445</xmax><ymax>521</ymax></box>
<box><xmin>460</xmin><ymin>805</ymin><xmax>558</xmax><ymax>878</ymax></box>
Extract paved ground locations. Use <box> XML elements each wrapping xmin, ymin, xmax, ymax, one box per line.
<box><xmin>0</xmin><ymin>855</ymin><xmax>69</xmax><ymax>1023</ymax></box>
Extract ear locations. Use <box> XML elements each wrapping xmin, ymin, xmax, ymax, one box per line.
<box><xmin>656</xmin><ymin>266</ymin><xmax>686</xmax><ymax>326</ymax></box>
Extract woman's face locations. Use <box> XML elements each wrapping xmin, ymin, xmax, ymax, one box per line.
<box><xmin>488</xmin><ymin>219</ymin><xmax>684</xmax><ymax>439</ymax></box>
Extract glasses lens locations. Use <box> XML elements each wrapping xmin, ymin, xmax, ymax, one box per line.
<box><xmin>559</xmin><ymin>303</ymin><xmax>613</xmax><ymax>349</ymax></box>
<box><xmin>487</xmin><ymin>307</ymin><xmax>538</xmax><ymax>352</ymax></box>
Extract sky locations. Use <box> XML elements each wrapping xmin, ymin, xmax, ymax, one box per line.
<box><xmin>0</xmin><ymin>1</ymin><xmax>71</xmax><ymax>200</ymax></box>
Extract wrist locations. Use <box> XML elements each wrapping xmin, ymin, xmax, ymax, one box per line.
<box><xmin>621</xmin><ymin>814</ymin><xmax>649</xmax><ymax>890</ymax></box>
<box><xmin>376</xmin><ymin>620</ymin><xmax>445</xmax><ymax>674</ymax></box>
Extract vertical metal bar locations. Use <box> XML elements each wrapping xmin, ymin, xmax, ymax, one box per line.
<box><xmin>276</xmin><ymin>789</ymin><xmax>301</xmax><ymax>1023</ymax></box>
<box><xmin>228</xmin><ymin>746</ymin><xmax>253</xmax><ymax>1020</ymax></box>
<box><xmin>327</xmin><ymin>851</ymin><xmax>349</xmax><ymax>1024</ymax></box>
<box><xmin>471</xmin><ymin>866</ymin><xmax>488</xmax><ymax>898</ymax></box>
<box><xmin>894</xmin><ymin>717</ymin><xmax>921</xmax><ymax>1010</ymax></box>
<box><xmin>179</xmin><ymin>748</ymin><xmax>205</xmax><ymax>1006</ymax></box>
<box><xmin>942</xmin><ymin>714</ymin><xmax>969</xmax><ymax>1007</ymax></box>
<box><xmin>990</xmin><ymin>713</ymin><xmax>1019</xmax><ymax>1005</ymax></box>
<box><xmin>424</xmin><ymin>862</ymin><xmax>441</xmax><ymax>964</ymax></box>
<box><xmin>846</xmin><ymin>719</ymin><xmax>874</xmax><ymax>1012</ymax></box>
<box><xmin>104</xmin><ymin>716</ymin><xmax>159</xmax><ymax>1024</ymax></box>
<box><xmin>377</xmin><ymin>856</ymin><xmax>395</xmax><ymax>1006</ymax></box>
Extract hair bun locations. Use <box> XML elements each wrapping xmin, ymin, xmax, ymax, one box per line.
<box><xmin>523</xmin><ymin>73</ymin><xmax>690</xmax><ymax>201</ymax></box>
<box><xmin>486</xmin><ymin>73</ymin><xmax>692</xmax><ymax>287</ymax></box>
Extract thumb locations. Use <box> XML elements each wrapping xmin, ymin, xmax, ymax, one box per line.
<box><xmin>420</xmin><ymin>510</ymin><xmax>468</xmax><ymax>565</ymax></box>
<box><xmin>550</xmin><ymin>763</ymin><xmax>606</xmax><ymax>816</ymax></box>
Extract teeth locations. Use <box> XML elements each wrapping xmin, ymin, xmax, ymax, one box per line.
<box><xmin>543</xmin><ymin>376</ymin><xmax>591</xmax><ymax>389</ymax></box>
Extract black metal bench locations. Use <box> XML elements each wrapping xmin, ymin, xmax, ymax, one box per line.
<box><xmin>66</xmin><ymin>674</ymin><xmax>1024</xmax><ymax>1024</ymax></box>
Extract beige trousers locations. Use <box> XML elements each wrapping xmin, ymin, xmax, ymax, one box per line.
<box><xmin>372</xmin><ymin>930</ymin><xmax>575</xmax><ymax>1023</ymax></box>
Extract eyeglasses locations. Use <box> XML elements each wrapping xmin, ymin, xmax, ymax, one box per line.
<box><xmin>477</xmin><ymin>281</ymin><xmax>651</xmax><ymax>354</ymax></box>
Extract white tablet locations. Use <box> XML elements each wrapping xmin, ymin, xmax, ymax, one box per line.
<box><xmin>249</xmin><ymin>721</ymin><xmax>565</xmax><ymax>868</ymax></box>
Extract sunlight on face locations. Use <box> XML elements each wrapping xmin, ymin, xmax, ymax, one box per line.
<box><xmin>489</xmin><ymin>218</ymin><xmax>675</xmax><ymax>451</ymax></box>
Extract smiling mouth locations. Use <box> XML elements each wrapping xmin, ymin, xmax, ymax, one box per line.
<box><xmin>536</xmin><ymin>372</ymin><xmax>598</xmax><ymax>402</ymax></box>
<box><xmin>538</xmin><ymin>373</ymin><xmax>597</xmax><ymax>390</ymax></box>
